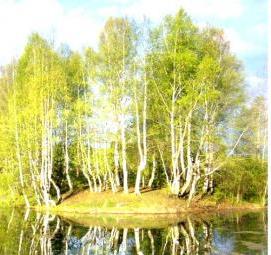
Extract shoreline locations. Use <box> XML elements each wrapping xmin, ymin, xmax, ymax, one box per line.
<box><xmin>33</xmin><ymin>188</ymin><xmax>266</xmax><ymax>216</ymax></box>
<box><xmin>1</xmin><ymin>189</ymin><xmax>265</xmax><ymax>216</ymax></box>
<box><xmin>1</xmin><ymin>190</ymin><xmax>266</xmax><ymax>228</ymax></box>
<box><xmin>34</xmin><ymin>202</ymin><xmax>266</xmax><ymax>229</ymax></box>
<box><xmin>34</xmin><ymin>204</ymin><xmax>266</xmax><ymax>215</ymax></box>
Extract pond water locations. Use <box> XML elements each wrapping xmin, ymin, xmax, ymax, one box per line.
<box><xmin>0</xmin><ymin>208</ymin><xmax>267</xmax><ymax>254</ymax></box>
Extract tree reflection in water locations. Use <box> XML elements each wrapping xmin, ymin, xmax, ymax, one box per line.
<box><xmin>22</xmin><ymin>215</ymin><xmax>215</xmax><ymax>254</ymax></box>
<box><xmin>0</xmin><ymin>209</ymin><xmax>267</xmax><ymax>255</ymax></box>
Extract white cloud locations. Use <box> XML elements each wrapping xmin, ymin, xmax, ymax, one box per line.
<box><xmin>100</xmin><ymin>0</ymin><xmax>244</xmax><ymax>22</ymax></box>
<box><xmin>246</xmin><ymin>75</ymin><xmax>267</xmax><ymax>97</ymax></box>
<box><xmin>96</xmin><ymin>0</ymin><xmax>248</xmax><ymax>56</ymax></box>
<box><xmin>97</xmin><ymin>6</ymin><xmax>120</xmax><ymax>18</ymax></box>
<box><xmin>120</xmin><ymin>0</ymin><xmax>181</xmax><ymax>21</ymax></box>
<box><xmin>0</xmin><ymin>0</ymin><xmax>60</xmax><ymax>63</ymax></box>
<box><xmin>224</xmin><ymin>28</ymin><xmax>255</xmax><ymax>54</ymax></box>
<box><xmin>0</xmin><ymin>0</ymin><xmax>257</xmax><ymax>66</ymax></box>
<box><xmin>180</xmin><ymin>0</ymin><xmax>244</xmax><ymax>20</ymax></box>
<box><xmin>55</xmin><ymin>8</ymin><xmax>102</xmax><ymax>50</ymax></box>
<box><xmin>0</xmin><ymin>0</ymin><xmax>102</xmax><ymax>65</ymax></box>
<box><xmin>247</xmin><ymin>75</ymin><xmax>265</xmax><ymax>87</ymax></box>
<box><xmin>252</xmin><ymin>23</ymin><xmax>268</xmax><ymax>38</ymax></box>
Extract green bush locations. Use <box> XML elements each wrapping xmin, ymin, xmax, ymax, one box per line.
<box><xmin>214</xmin><ymin>157</ymin><xmax>267</xmax><ymax>203</ymax></box>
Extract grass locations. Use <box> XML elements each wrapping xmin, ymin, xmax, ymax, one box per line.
<box><xmin>32</xmin><ymin>188</ymin><xmax>265</xmax><ymax>228</ymax></box>
<box><xmin>52</xmin><ymin>188</ymin><xmax>188</xmax><ymax>214</ymax></box>
<box><xmin>35</xmin><ymin>187</ymin><xmax>265</xmax><ymax>217</ymax></box>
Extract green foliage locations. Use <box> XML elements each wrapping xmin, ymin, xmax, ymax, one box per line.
<box><xmin>214</xmin><ymin>157</ymin><xmax>267</xmax><ymax>203</ymax></box>
<box><xmin>234</xmin><ymin>96</ymin><xmax>267</xmax><ymax>159</ymax></box>
<box><xmin>0</xmin><ymin>9</ymin><xmax>264</xmax><ymax>206</ymax></box>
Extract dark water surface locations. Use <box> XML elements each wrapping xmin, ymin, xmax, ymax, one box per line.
<box><xmin>0</xmin><ymin>208</ymin><xmax>267</xmax><ymax>254</ymax></box>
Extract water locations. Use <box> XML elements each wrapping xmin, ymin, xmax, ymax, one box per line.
<box><xmin>0</xmin><ymin>208</ymin><xmax>267</xmax><ymax>254</ymax></box>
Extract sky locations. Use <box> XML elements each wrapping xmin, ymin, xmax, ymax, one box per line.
<box><xmin>0</xmin><ymin>0</ymin><xmax>268</xmax><ymax>98</ymax></box>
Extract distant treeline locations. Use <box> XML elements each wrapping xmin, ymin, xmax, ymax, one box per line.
<box><xmin>0</xmin><ymin>9</ymin><xmax>267</xmax><ymax>207</ymax></box>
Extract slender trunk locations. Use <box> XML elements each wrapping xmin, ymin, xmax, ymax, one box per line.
<box><xmin>41</xmin><ymin>99</ymin><xmax>53</xmax><ymax>206</ymax></box>
<box><xmin>202</xmin><ymin>110</ymin><xmax>214</xmax><ymax>194</ymax></box>
<box><xmin>15</xmin><ymin>118</ymin><xmax>30</xmax><ymax>208</ymax></box>
<box><xmin>179</xmin><ymin>124</ymin><xmax>186</xmax><ymax>177</ymax></box>
<box><xmin>93</xmin><ymin>149</ymin><xmax>101</xmax><ymax>192</ymax></box>
<box><xmin>170</xmin><ymin>48</ymin><xmax>180</xmax><ymax>195</ymax></box>
<box><xmin>180</xmin><ymin>113</ymin><xmax>193</xmax><ymax>196</ymax></box>
<box><xmin>28</xmin><ymin>148</ymin><xmax>41</xmax><ymax>205</ymax></box>
<box><xmin>187</xmin><ymin>218</ymin><xmax>199</xmax><ymax>253</ymax></box>
<box><xmin>79</xmin><ymin>116</ymin><xmax>92</xmax><ymax>191</ymax></box>
<box><xmin>203</xmin><ymin>222</ymin><xmax>212</xmax><ymax>254</ymax></box>
<box><xmin>158</xmin><ymin>146</ymin><xmax>170</xmax><ymax>185</ymax></box>
<box><xmin>113</xmin><ymin>229</ymin><xmax>120</xmax><ymax>253</ymax></box>
<box><xmin>105</xmin><ymin>147</ymin><xmax>117</xmax><ymax>192</ymax></box>
<box><xmin>236</xmin><ymin>184</ymin><xmax>241</xmax><ymax>203</ymax></box>
<box><xmin>148</xmin><ymin>230</ymin><xmax>155</xmax><ymax>255</ymax></box>
<box><xmin>203</xmin><ymin>160</ymin><xmax>214</xmax><ymax>194</ymax></box>
<box><xmin>148</xmin><ymin>154</ymin><xmax>156</xmax><ymax>188</ymax></box>
<box><xmin>135</xmin><ymin>164</ymin><xmax>143</xmax><ymax>194</ymax></box>
<box><xmin>7</xmin><ymin>207</ymin><xmax>15</xmax><ymax>231</ymax></box>
<box><xmin>114</xmin><ymin>141</ymin><xmax>120</xmax><ymax>187</ymax></box>
<box><xmin>18</xmin><ymin>209</ymin><xmax>30</xmax><ymax>254</ymax></box>
<box><xmin>170</xmin><ymin>93</ymin><xmax>177</xmax><ymax>194</ymax></box>
<box><xmin>134</xmin><ymin>70</ymin><xmax>147</xmax><ymax>194</ymax></box>
<box><xmin>51</xmin><ymin>179</ymin><xmax>61</xmax><ymax>203</ymax></box>
<box><xmin>97</xmin><ymin>175</ymin><xmax>102</xmax><ymax>192</ymax></box>
<box><xmin>171</xmin><ymin>226</ymin><xmax>179</xmax><ymax>255</ymax></box>
<box><xmin>121</xmin><ymin>28</ymin><xmax>128</xmax><ymax>194</ymax></box>
<box><xmin>85</xmin><ymin>92</ymin><xmax>93</xmax><ymax>190</ymax></box>
<box><xmin>180</xmin><ymin>224</ymin><xmax>192</xmax><ymax>254</ymax></box>
<box><xmin>262</xmin><ymin>183</ymin><xmax>267</xmax><ymax>206</ymax></box>
<box><xmin>134</xmin><ymin>228</ymin><xmax>143</xmax><ymax>255</ymax></box>
<box><xmin>64</xmin><ymin>120</ymin><xmax>73</xmax><ymax>191</ymax></box>
<box><xmin>121</xmin><ymin>117</ymin><xmax>128</xmax><ymax>193</ymax></box>
<box><xmin>262</xmin><ymin>126</ymin><xmax>267</xmax><ymax>162</ymax></box>
<box><xmin>121</xmin><ymin>228</ymin><xmax>128</xmax><ymax>252</ymax></box>
<box><xmin>187</xmin><ymin>174</ymin><xmax>200</xmax><ymax>206</ymax></box>
<box><xmin>82</xmin><ymin>164</ymin><xmax>93</xmax><ymax>191</ymax></box>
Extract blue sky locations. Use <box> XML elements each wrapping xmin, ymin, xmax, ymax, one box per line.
<box><xmin>0</xmin><ymin>0</ymin><xmax>268</xmax><ymax>98</ymax></box>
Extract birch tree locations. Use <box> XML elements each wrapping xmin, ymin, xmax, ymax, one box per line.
<box><xmin>147</xmin><ymin>10</ymin><xmax>244</xmax><ymax>201</ymax></box>
<box><xmin>99</xmin><ymin>17</ymin><xmax>137</xmax><ymax>193</ymax></box>
<box><xmin>14</xmin><ymin>33</ymin><xmax>67</xmax><ymax>206</ymax></box>
<box><xmin>148</xmin><ymin>10</ymin><xmax>204</xmax><ymax>195</ymax></box>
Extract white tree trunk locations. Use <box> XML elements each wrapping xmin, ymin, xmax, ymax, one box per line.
<box><xmin>114</xmin><ymin>141</ymin><xmax>120</xmax><ymax>187</ymax></box>
<box><xmin>134</xmin><ymin>228</ymin><xmax>143</xmax><ymax>255</ymax></box>
<box><xmin>15</xmin><ymin>121</ymin><xmax>30</xmax><ymax>208</ymax></box>
<box><xmin>148</xmin><ymin>154</ymin><xmax>156</xmax><ymax>188</ymax></box>
<box><xmin>120</xmin><ymin>116</ymin><xmax>128</xmax><ymax>193</ymax></box>
<box><xmin>134</xmin><ymin>67</ymin><xmax>147</xmax><ymax>195</ymax></box>
<box><xmin>65</xmin><ymin>120</ymin><xmax>73</xmax><ymax>191</ymax></box>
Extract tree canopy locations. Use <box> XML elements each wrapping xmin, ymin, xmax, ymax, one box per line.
<box><xmin>0</xmin><ymin>9</ymin><xmax>267</xmax><ymax>207</ymax></box>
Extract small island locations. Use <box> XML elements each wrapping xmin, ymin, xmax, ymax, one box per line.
<box><xmin>0</xmin><ymin>9</ymin><xmax>267</xmax><ymax>213</ymax></box>
<box><xmin>35</xmin><ymin>187</ymin><xmax>265</xmax><ymax>216</ymax></box>
<box><xmin>0</xmin><ymin>1</ymin><xmax>267</xmax><ymax>254</ymax></box>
